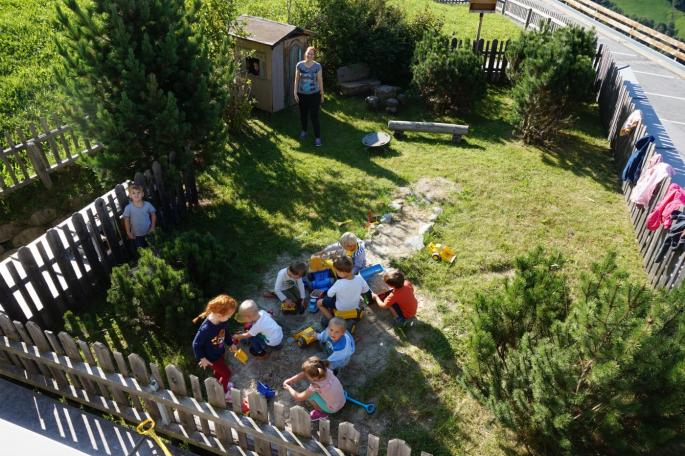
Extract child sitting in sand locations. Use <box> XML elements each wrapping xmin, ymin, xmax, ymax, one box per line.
<box><xmin>233</xmin><ymin>300</ymin><xmax>284</xmax><ymax>358</ymax></box>
<box><xmin>371</xmin><ymin>269</ymin><xmax>418</xmax><ymax>326</ymax></box>
<box><xmin>316</xmin><ymin>256</ymin><xmax>370</xmax><ymax>321</ymax></box>
<box><xmin>282</xmin><ymin>356</ymin><xmax>346</xmax><ymax>421</ymax></box>
<box><xmin>318</xmin><ymin>317</ymin><xmax>355</xmax><ymax>371</ymax></box>
<box><xmin>316</xmin><ymin>232</ymin><xmax>366</xmax><ymax>275</ymax></box>
<box><xmin>273</xmin><ymin>261</ymin><xmax>307</xmax><ymax>313</ymax></box>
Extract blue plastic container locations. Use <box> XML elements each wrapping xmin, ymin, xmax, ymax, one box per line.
<box><xmin>308</xmin><ymin>296</ymin><xmax>319</xmax><ymax>313</ymax></box>
<box><xmin>360</xmin><ymin>264</ymin><xmax>384</xmax><ymax>281</ymax></box>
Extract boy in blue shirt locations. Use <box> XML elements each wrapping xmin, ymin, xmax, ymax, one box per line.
<box><xmin>317</xmin><ymin>317</ymin><xmax>355</xmax><ymax>371</ymax></box>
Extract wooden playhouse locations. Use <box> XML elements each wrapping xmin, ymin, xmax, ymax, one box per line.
<box><xmin>230</xmin><ymin>15</ymin><xmax>311</xmax><ymax>113</ymax></box>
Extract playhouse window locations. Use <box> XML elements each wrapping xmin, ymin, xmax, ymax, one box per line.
<box><xmin>246</xmin><ymin>57</ymin><xmax>262</xmax><ymax>77</ymax></box>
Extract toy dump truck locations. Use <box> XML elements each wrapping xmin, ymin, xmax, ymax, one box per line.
<box><xmin>426</xmin><ymin>242</ymin><xmax>456</xmax><ymax>264</ymax></box>
<box><xmin>293</xmin><ymin>326</ymin><xmax>318</xmax><ymax>348</ymax></box>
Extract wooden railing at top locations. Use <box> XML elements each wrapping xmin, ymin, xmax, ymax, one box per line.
<box><xmin>558</xmin><ymin>0</ymin><xmax>685</xmax><ymax>63</ymax></box>
<box><xmin>0</xmin><ymin>162</ymin><xmax>199</xmax><ymax>329</ymax></box>
<box><xmin>0</xmin><ymin>312</ymin><xmax>432</xmax><ymax>456</ymax></box>
<box><xmin>594</xmin><ymin>45</ymin><xmax>685</xmax><ymax>288</ymax></box>
<box><xmin>0</xmin><ymin>116</ymin><xmax>101</xmax><ymax>195</ymax></box>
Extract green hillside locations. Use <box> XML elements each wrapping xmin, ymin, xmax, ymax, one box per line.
<box><xmin>610</xmin><ymin>0</ymin><xmax>685</xmax><ymax>40</ymax></box>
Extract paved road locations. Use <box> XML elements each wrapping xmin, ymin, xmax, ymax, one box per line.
<box><xmin>536</xmin><ymin>0</ymin><xmax>685</xmax><ymax>158</ymax></box>
<box><xmin>0</xmin><ymin>377</ymin><xmax>194</xmax><ymax>456</ymax></box>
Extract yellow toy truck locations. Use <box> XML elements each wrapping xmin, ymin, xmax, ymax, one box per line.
<box><xmin>293</xmin><ymin>326</ymin><xmax>318</xmax><ymax>348</ymax></box>
<box><xmin>426</xmin><ymin>242</ymin><xmax>456</xmax><ymax>264</ymax></box>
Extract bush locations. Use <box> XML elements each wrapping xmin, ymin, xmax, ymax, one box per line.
<box><xmin>507</xmin><ymin>25</ymin><xmax>597</xmax><ymax>144</ymax></box>
<box><xmin>107</xmin><ymin>249</ymin><xmax>200</xmax><ymax>336</ymax></box>
<box><xmin>312</xmin><ymin>0</ymin><xmax>443</xmax><ymax>86</ymax></box>
<box><xmin>156</xmin><ymin>230</ymin><xmax>237</xmax><ymax>298</ymax></box>
<box><xmin>462</xmin><ymin>248</ymin><xmax>685</xmax><ymax>454</ymax></box>
<box><xmin>411</xmin><ymin>32</ymin><xmax>485</xmax><ymax>114</ymax></box>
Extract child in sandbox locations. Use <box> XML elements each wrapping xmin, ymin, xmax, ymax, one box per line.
<box><xmin>283</xmin><ymin>356</ymin><xmax>346</xmax><ymax>421</ymax></box>
<box><xmin>233</xmin><ymin>300</ymin><xmax>284</xmax><ymax>358</ymax></box>
<box><xmin>316</xmin><ymin>256</ymin><xmax>370</xmax><ymax>322</ymax></box>
<box><xmin>273</xmin><ymin>261</ymin><xmax>307</xmax><ymax>313</ymax></box>
<box><xmin>316</xmin><ymin>232</ymin><xmax>366</xmax><ymax>275</ymax></box>
<box><xmin>371</xmin><ymin>269</ymin><xmax>418</xmax><ymax>326</ymax></box>
<box><xmin>192</xmin><ymin>294</ymin><xmax>240</xmax><ymax>402</ymax></box>
<box><xmin>318</xmin><ymin>317</ymin><xmax>355</xmax><ymax>371</ymax></box>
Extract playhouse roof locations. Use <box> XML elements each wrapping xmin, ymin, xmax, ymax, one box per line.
<box><xmin>230</xmin><ymin>15</ymin><xmax>310</xmax><ymax>48</ymax></box>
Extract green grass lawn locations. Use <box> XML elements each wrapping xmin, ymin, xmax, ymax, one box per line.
<box><xmin>64</xmin><ymin>87</ymin><xmax>646</xmax><ymax>454</ymax></box>
<box><xmin>235</xmin><ymin>0</ymin><xmax>521</xmax><ymax>41</ymax></box>
<box><xmin>611</xmin><ymin>0</ymin><xmax>685</xmax><ymax>39</ymax></box>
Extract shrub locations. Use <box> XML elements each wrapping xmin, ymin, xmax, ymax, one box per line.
<box><xmin>312</xmin><ymin>0</ymin><xmax>442</xmax><ymax>86</ymax></box>
<box><xmin>507</xmin><ymin>25</ymin><xmax>597</xmax><ymax>144</ymax></box>
<box><xmin>411</xmin><ymin>32</ymin><xmax>485</xmax><ymax>114</ymax></box>
<box><xmin>462</xmin><ymin>248</ymin><xmax>685</xmax><ymax>454</ymax></box>
<box><xmin>156</xmin><ymin>230</ymin><xmax>237</xmax><ymax>298</ymax></box>
<box><xmin>55</xmin><ymin>0</ymin><xmax>227</xmax><ymax>184</ymax></box>
<box><xmin>107</xmin><ymin>248</ymin><xmax>200</xmax><ymax>336</ymax></box>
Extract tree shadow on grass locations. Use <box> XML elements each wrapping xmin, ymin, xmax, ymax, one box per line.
<box><xmin>539</xmin><ymin>106</ymin><xmax>622</xmax><ymax>193</ymax></box>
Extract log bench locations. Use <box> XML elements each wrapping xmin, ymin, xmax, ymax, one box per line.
<box><xmin>387</xmin><ymin>120</ymin><xmax>469</xmax><ymax>143</ymax></box>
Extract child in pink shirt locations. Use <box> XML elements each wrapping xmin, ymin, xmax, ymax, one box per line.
<box><xmin>282</xmin><ymin>356</ymin><xmax>346</xmax><ymax>421</ymax></box>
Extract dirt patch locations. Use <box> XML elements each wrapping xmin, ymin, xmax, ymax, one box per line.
<box><xmin>229</xmin><ymin>177</ymin><xmax>458</xmax><ymax>437</ymax></box>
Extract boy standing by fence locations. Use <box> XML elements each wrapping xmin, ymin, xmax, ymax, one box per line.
<box><xmin>123</xmin><ymin>184</ymin><xmax>156</xmax><ymax>249</ymax></box>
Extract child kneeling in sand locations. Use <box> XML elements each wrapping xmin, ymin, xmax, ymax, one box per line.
<box><xmin>233</xmin><ymin>300</ymin><xmax>284</xmax><ymax>358</ymax></box>
<box><xmin>283</xmin><ymin>356</ymin><xmax>346</xmax><ymax>421</ymax></box>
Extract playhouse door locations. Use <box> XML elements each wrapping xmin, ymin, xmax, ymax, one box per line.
<box><xmin>287</xmin><ymin>44</ymin><xmax>302</xmax><ymax>106</ymax></box>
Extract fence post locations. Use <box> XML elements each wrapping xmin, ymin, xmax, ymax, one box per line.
<box><xmin>26</xmin><ymin>141</ymin><xmax>53</xmax><ymax>189</ymax></box>
<box><xmin>525</xmin><ymin>8</ymin><xmax>533</xmax><ymax>29</ymax></box>
<box><xmin>501</xmin><ymin>0</ymin><xmax>507</xmax><ymax>15</ymax></box>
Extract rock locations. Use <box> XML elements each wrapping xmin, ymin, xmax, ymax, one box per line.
<box><xmin>384</xmin><ymin>97</ymin><xmax>399</xmax><ymax>108</ymax></box>
<box><xmin>405</xmin><ymin>235</ymin><xmax>425</xmax><ymax>251</ymax></box>
<box><xmin>67</xmin><ymin>195</ymin><xmax>91</xmax><ymax>211</ymax></box>
<box><xmin>389</xmin><ymin>199</ymin><xmax>403</xmax><ymax>211</ymax></box>
<box><xmin>11</xmin><ymin>227</ymin><xmax>45</xmax><ymax>247</ymax></box>
<box><xmin>29</xmin><ymin>208</ymin><xmax>58</xmax><ymax>227</ymax></box>
<box><xmin>0</xmin><ymin>223</ymin><xmax>20</xmax><ymax>243</ymax></box>
<box><xmin>397</xmin><ymin>93</ymin><xmax>408</xmax><ymax>105</ymax></box>
<box><xmin>374</xmin><ymin>85</ymin><xmax>401</xmax><ymax>100</ymax></box>
<box><xmin>418</xmin><ymin>222</ymin><xmax>434</xmax><ymax>235</ymax></box>
<box><xmin>380</xmin><ymin>213</ymin><xmax>393</xmax><ymax>224</ymax></box>
<box><xmin>385</xmin><ymin>106</ymin><xmax>398</xmax><ymax>114</ymax></box>
<box><xmin>429</xmin><ymin>207</ymin><xmax>443</xmax><ymax>222</ymax></box>
<box><xmin>365</xmin><ymin>95</ymin><xmax>381</xmax><ymax>110</ymax></box>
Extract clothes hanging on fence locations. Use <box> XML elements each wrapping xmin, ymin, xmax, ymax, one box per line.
<box><xmin>619</xmin><ymin>109</ymin><xmax>642</xmax><ymax>136</ymax></box>
<box><xmin>647</xmin><ymin>183</ymin><xmax>685</xmax><ymax>231</ymax></box>
<box><xmin>655</xmin><ymin>211</ymin><xmax>685</xmax><ymax>263</ymax></box>
<box><xmin>629</xmin><ymin>154</ymin><xmax>674</xmax><ymax>207</ymax></box>
<box><xmin>622</xmin><ymin>135</ymin><xmax>655</xmax><ymax>184</ymax></box>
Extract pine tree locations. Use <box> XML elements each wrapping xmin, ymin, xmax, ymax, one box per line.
<box><xmin>463</xmin><ymin>249</ymin><xmax>685</xmax><ymax>454</ymax></box>
<box><xmin>506</xmin><ymin>25</ymin><xmax>597</xmax><ymax>144</ymax></box>
<box><xmin>55</xmin><ymin>0</ymin><xmax>225</xmax><ymax>183</ymax></box>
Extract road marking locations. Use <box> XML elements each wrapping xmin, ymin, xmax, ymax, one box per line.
<box><xmin>644</xmin><ymin>92</ymin><xmax>685</xmax><ymax>101</ymax></box>
<box><xmin>633</xmin><ymin>70</ymin><xmax>675</xmax><ymax>79</ymax></box>
<box><xmin>611</xmin><ymin>51</ymin><xmax>637</xmax><ymax>57</ymax></box>
<box><xmin>662</xmin><ymin>118</ymin><xmax>685</xmax><ymax>126</ymax></box>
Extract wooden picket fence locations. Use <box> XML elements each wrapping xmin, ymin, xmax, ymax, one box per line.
<box><xmin>443</xmin><ymin>38</ymin><xmax>510</xmax><ymax>82</ymax></box>
<box><xmin>0</xmin><ymin>116</ymin><xmax>101</xmax><ymax>196</ymax></box>
<box><xmin>594</xmin><ymin>46</ymin><xmax>685</xmax><ymax>288</ymax></box>
<box><xmin>0</xmin><ymin>312</ymin><xmax>431</xmax><ymax>455</ymax></box>
<box><xmin>0</xmin><ymin>162</ymin><xmax>199</xmax><ymax>328</ymax></box>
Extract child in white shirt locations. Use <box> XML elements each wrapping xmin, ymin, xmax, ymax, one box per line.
<box><xmin>233</xmin><ymin>300</ymin><xmax>284</xmax><ymax>358</ymax></box>
<box><xmin>316</xmin><ymin>256</ymin><xmax>369</xmax><ymax>321</ymax></box>
<box><xmin>273</xmin><ymin>262</ymin><xmax>307</xmax><ymax>313</ymax></box>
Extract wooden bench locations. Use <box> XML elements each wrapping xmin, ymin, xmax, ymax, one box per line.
<box><xmin>337</xmin><ymin>63</ymin><xmax>381</xmax><ymax>96</ymax></box>
<box><xmin>387</xmin><ymin>120</ymin><xmax>470</xmax><ymax>143</ymax></box>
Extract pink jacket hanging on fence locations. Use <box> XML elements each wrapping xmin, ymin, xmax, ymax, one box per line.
<box><xmin>646</xmin><ymin>183</ymin><xmax>685</xmax><ymax>231</ymax></box>
<box><xmin>630</xmin><ymin>154</ymin><xmax>674</xmax><ymax>207</ymax></box>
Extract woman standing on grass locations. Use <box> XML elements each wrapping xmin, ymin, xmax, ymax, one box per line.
<box><xmin>294</xmin><ymin>46</ymin><xmax>324</xmax><ymax>147</ymax></box>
